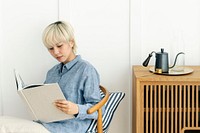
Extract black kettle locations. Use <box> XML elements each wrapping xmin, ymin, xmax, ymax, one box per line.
<box><xmin>142</xmin><ymin>48</ymin><xmax>184</xmax><ymax>73</ymax></box>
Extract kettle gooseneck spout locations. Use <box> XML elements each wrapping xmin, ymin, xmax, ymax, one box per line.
<box><xmin>169</xmin><ymin>52</ymin><xmax>185</xmax><ymax>69</ymax></box>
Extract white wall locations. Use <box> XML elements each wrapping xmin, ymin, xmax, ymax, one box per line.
<box><xmin>0</xmin><ymin>0</ymin><xmax>130</xmax><ymax>133</ymax></box>
<box><xmin>131</xmin><ymin>0</ymin><xmax>200</xmax><ymax>66</ymax></box>
<box><xmin>0</xmin><ymin>0</ymin><xmax>3</xmax><ymax>115</ymax></box>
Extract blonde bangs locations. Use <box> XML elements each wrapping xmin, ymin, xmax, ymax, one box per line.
<box><xmin>42</xmin><ymin>21</ymin><xmax>77</xmax><ymax>53</ymax></box>
<box><xmin>43</xmin><ymin>26</ymin><xmax>68</xmax><ymax>48</ymax></box>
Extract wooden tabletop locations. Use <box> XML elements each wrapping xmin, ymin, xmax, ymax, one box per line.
<box><xmin>132</xmin><ymin>65</ymin><xmax>200</xmax><ymax>82</ymax></box>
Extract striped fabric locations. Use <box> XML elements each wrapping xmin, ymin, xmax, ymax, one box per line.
<box><xmin>87</xmin><ymin>91</ymin><xmax>125</xmax><ymax>133</ymax></box>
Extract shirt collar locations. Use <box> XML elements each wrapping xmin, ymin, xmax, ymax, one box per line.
<box><xmin>57</xmin><ymin>55</ymin><xmax>81</xmax><ymax>73</ymax></box>
<box><xmin>64</xmin><ymin>55</ymin><xmax>81</xmax><ymax>70</ymax></box>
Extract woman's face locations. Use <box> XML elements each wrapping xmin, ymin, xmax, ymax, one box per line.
<box><xmin>48</xmin><ymin>41</ymin><xmax>76</xmax><ymax>64</ymax></box>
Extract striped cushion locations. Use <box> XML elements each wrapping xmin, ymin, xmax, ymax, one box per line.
<box><xmin>87</xmin><ymin>91</ymin><xmax>125</xmax><ymax>133</ymax></box>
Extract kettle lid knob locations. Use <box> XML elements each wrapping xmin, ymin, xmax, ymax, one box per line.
<box><xmin>161</xmin><ymin>48</ymin><xmax>164</xmax><ymax>53</ymax></box>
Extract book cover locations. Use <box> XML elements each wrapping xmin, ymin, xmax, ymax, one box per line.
<box><xmin>14</xmin><ymin>70</ymin><xmax>74</xmax><ymax>123</ymax></box>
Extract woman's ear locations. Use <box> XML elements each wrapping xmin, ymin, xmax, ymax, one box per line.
<box><xmin>69</xmin><ymin>40</ymin><xmax>74</xmax><ymax>47</ymax></box>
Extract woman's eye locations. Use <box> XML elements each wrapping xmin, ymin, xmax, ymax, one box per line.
<box><xmin>48</xmin><ymin>47</ymin><xmax>54</xmax><ymax>50</ymax></box>
<box><xmin>57</xmin><ymin>45</ymin><xmax>62</xmax><ymax>48</ymax></box>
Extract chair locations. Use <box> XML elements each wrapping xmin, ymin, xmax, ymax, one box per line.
<box><xmin>87</xmin><ymin>85</ymin><xmax>125</xmax><ymax>133</ymax></box>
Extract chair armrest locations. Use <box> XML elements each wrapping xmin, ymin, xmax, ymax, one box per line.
<box><xmin>87</xmin><ymin>85</ymin><xmax>109</xmax><ymax>114</ymax></box>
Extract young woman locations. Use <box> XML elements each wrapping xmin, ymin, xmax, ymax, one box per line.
<box><xmin>40</xmin><ymin>21</ymin><xmax>102</xmax><ymax>133</ymax></box>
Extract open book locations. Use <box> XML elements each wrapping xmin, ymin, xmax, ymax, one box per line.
<box><xmin>14</xmin><ymin>70</ymin><xmax>74</xmax><ymax>123</ymax></box>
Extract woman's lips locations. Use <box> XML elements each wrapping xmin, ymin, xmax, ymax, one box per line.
<box><xmin>56</xmin><ymin>56</ymin><xmax>63</xmax><ymax>60</ymax></box>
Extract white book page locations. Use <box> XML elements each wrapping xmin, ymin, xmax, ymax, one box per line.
<box><xmin>14</xmin><ymin>69</ymin><xmax>25</xmax><ymax>90</ymax></box>
<box><xmin>14</xmin><ymin>69</ymin><xmax>43</xmax><ymax>90</ymax></box>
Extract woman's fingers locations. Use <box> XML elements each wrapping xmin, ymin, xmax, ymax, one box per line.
<box><xmin>54</xmin><ymin>100</ymin><xmax>73</xmax><ymax>114</ymax></box>
<box><xmin>55</xmin><ymin>99</ymin><xmax>69</xmax><ymax>108</ymax></box>
<box><xmin>54</xmin><ymin>99</ymin><xmax>78</xmax><ymax>115</ymax></box>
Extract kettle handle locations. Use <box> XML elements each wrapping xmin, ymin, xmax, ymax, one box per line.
<box><xmin>142</xmin><ymin>51</ymin><xmax>156</xmax><ymax>67</ymax></box>
<box><xmin>169</xmin><ymin>52</ymin><xmax>185</xmax><ymax>69</ymax></box>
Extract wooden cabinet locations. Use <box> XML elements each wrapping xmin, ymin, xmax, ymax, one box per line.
<box><xmin>132</xmin><ymin>66</ymin><xmax>200</xmax><ymax>133</ymax></box>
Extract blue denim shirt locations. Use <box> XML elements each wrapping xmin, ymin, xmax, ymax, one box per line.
<box><xmin>40</xmin><ymin>55</ymin><xmax>101</xmax><ymax>133</ymax></box>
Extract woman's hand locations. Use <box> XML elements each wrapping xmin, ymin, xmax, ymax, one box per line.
<box><xmin>54</xmin><ymin>99</ymin><xmax>79</xmax><ymax>115</ymax></box>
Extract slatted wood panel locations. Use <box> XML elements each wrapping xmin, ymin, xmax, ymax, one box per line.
<box><xmin>143</xmin><ymin>84</ymin><xmax>200</xmax><ymax>133</ymax></box>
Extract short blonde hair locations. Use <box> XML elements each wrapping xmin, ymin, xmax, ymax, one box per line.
<box><xmin>42</xmin><ymin>21</ymin><xmax>77</xmax><ymax>53</ymax></box>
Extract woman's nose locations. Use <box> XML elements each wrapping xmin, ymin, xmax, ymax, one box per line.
<box><xmin>53</xmin><ymin>47</ymin><xmax>59</xmax><ymax>55</ymax></box>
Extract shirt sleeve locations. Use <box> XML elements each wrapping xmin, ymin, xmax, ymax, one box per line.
<box><xmin>75</xmin><ymin>66</ymin><xmax>104</xmax><ymax>120</ymax></box>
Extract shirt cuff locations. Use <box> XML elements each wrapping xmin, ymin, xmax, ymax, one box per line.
<box><xmin>75</xmin><ymin>104</ymin><xmax>97</xmax><ymax>120</ymax></box>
